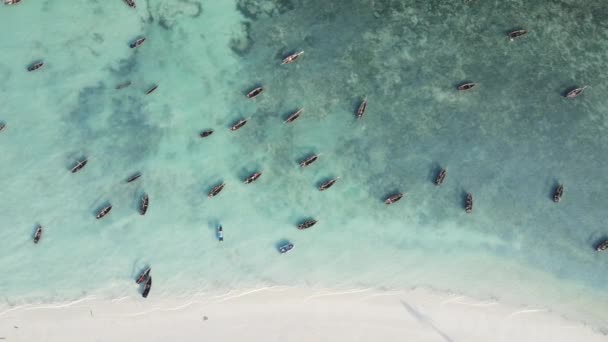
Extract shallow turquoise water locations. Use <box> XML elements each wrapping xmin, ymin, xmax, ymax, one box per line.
<box><xmin>1</xmin><ymin>0</ymin><xmax>608</xmax><ymax>328</ymax></box>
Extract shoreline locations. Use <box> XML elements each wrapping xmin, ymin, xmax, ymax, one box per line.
<box><xmin>1</xmin><ymin>286</ymin><xmax>606</xmax><ymax>341</ymax></box>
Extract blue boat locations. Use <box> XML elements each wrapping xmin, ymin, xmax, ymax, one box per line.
<box><xmin>279</xmin><ymin>243</ymin><xmax>294</xmax><ymax>254</ymax></box>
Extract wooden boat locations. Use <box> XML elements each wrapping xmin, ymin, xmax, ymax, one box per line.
<box><xmin>199</xmin><ymin>130</ymin><xmax>214</xmax><ymax>138</ymax></box>
<box><xmin>465</xmin><ymin>193</ymin><xmax>473</xmax><ymax>214</ymax></box>
<box><xmin>246</xmin><ymin>87</ymin><xmax>263</xmax><ymax>99</ymax></box>
<box><xmin>384</xmin><ymin>193</ymin><xmax>403</xmax><ymax>205</ymax></box>
<box><xmin>319</xmin><ymin>177</ymin><xmax>338</xmax><ymax>191</ymax></box>
<box><xmin>33</xmin><ymin>225</ymin><xmax>43</xmax><ymax>244</ymax></box>
<box><xmin>136</xmin><ymin>267</ymin><xmax>151</xmax><ymax>284</ymax></box>
<box><xmin>298</xmin><ymin>219</ymin><xmax>317</xmax><ymax>230</ymax></box>
<box><xmin>565</xmin><ymin>86</ymin><xmax>586</xmax><ymax>98</ymax></box>
<box><xmin>299</xmin><ymin>154</ymin><xmax>319</xmax><ymax>167</ymax></box>
<box><xmin>243</xmin><ymin>172</ymin><xmax>262</xmax><ymax>184</ymax></box>
<box><xmin>126</xmin><ymin>172</ymin><xmax>142</xmax><ymax>183</ymax></box>
<box><xmin>435</xmin><ymin>169</ymin><xmax>447</xmax><ymax>186</ymax></box>
<box><xmin>4</xmin><ymin>0</ymin><xmax>22</xmax><ymax>5</ymax></box>
<box><xmin>596</xmin><ymin>240</ymin><xmax>608</xmax><ymax>252</ymax></box>
<box><xmin>142</xmin><ymin>276</ymin><xmax>152</xmax><ymax>298</ymax></box>
<box><xmin>115</xmin><ymin>81</ymin><xmax>132</xmax><ymax>90</ymax></box>
<box><xmin>230</xmin><ymin>119</ymin><xmax>247</xmax><ymax>131</ymax></box>
<box><xmin>0</xmin><ymin>123</ymin><xmax>5</xmax><ymax>132</ymax></box>
<box><xmin>70</xmin><ymin>159</ymin><xmax>88</xmax><ymax>173</ymax></box>
<box><xmin>129</xmin><ymin>37</ymin><xmax>145</xmax><ymax>49</ymax></box>
<box><xmin>208</xmin><ymin>182</ymin><xmax>225</xmax><ymax>198</ymax></box>
<box><xmin>553</xmin><ymin>184</ymin><xmax>564</xmax><ymax>203</ymax></box>
<box><xmin>124</xmin><ymin>0</ymin><xmax>136</xmax><ymax>8</ymax></box>
<box><xmin>27</xmin><ymin>61</ymin><xmax>44</xmax><ymax>72</ymax></box>
<box><xmin>458</xmin><ymin>82</ymin><xmax>476</xmax><ymax>91</ymax></box>
<box><xmin>96</xmin><ymin>205</ymin><xmax>112</xmax><ymax>219</ymax></box>
<box><xmin>140</xmin><ymin>194</ymin><xmax>149</xmax><ymax>215</ymax></box>
<box><xmin>284</xmin><ymin>108</ymin><xmax>303</xmax><ymax>124</ymax></box>
<box><xmin>279</xmin><ymin>243</ymin><xmax>294</xmax><ymax>254</ymax></box>
<box><xmin>145</xmin><ymin>84</ymin><xmax>158</xmax><ymax>95</ymax></box>
<box><xmin>356</xmin><ymin>97</ymin><xmax>368</xmax><ymax>119</ymax></box>
<box><xmin>281</xmin><ymin>51</ymin><xmax>304</xmax><ymax>65</ymax></box>
<box><xmin>508</xmin><ymin>29</ymin><xmax>527</xmax><ymax>41</ymax></box>
<box><xmin>217</xmin><ymin>225</ymin><xmax>224</xmax><ymax>242</ymax></box>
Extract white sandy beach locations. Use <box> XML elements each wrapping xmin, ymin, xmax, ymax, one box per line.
<box><xmin>0</xmin><ymin>287</ymin><xmax>605</xmax><ymax>342</ymax></box>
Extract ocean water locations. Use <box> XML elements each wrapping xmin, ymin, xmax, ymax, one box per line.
<box><xmin>1</xmin><ymin>0</ymin><xmax>608</xmax><ymax>329</ymax></box>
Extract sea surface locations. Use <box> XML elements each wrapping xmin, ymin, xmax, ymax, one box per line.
<box><xmin>1</xmin><ymin>0</ymin><xmax>608</xmax><ymax>330</ymax></box>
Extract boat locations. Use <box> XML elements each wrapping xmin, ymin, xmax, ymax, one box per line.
<box><xmin>115</xmin><ymin>81</ymin><xmax>132</xmax><ymax>90</ymax></box>
<box><xmin>208</xmin><ymin>182</ymin><xmax>225</xmax><ymax>198</ymax></box>
<box><xmin>318</xmin><ymin>177</ymin><xmax>338</xmax><ymax>191</ymax></box>
<box><xmin>33</xmin><ymin>225</ymin><xmax>42</xmax><ymax>244</ymax></box>
<box><xmin>243</xmin><ymin>172</ymin><xmax>262</xmax><ymax>184</ymax></box>
<box><xmin>27</xmin><ymin>61</ymin><xmax>44</xmax><ymax>72</ymax></box>
<box><xmin>356</xmin><ymin>97</ymin><xmax>368</xmax><ymax>119</ymax></box>
<box><xmin>140</xmin><ymin>194</ymin><xmax>149</xmax><ymax>215</ymax></box>
<box><xmin>124</xmin><ymin>0</ymin><xmax>136</xmax><ymax>8</ymax></box>
<box><xmin>246</xmin><ymin>87</ymin><xmax>263</xmax><ymax>99</ymax></box>
<box><xmin>279</xmin><ymin>243</ymin><xmax>294</xmax><ymax>254</ymax></box>
<box><xmin>145</xmin><ymin>84</ymin><xmax>158</xmax><ymax>95</ymax></box>
<box><xmin>142</xmin><ymin>276</ymin><xmax>152</xmax><ymax>298</ymax></box>
<box><xmin>565</xmin><ymin>86</ymin><xmax>586</xmax><ymax>98</ymax></box>
<box><xmin>129</xmin><ymin>37</ymin><xmax>145</xmax><ymax>49</ymax></box>
<box><xmin>284</xmin><ymin>108</ymin><xmax>303</xmax><ymax>124</ymax></box>
<box><xmin>217</xmin><ymin>225</ymin><xmax>224</xmax><ymax>242</ymax></box>
<box><xmin>384</xmin><ymin>193</ymin><xmax>403</xmax><ymax>205</ymax></box>
<box><xmin>230</xmin><ymin>119</ymin><xmax>247</xmax><ymax>131</ymax></box>
<box><xmin>70</xmin><ymin>159</ymin><xmax>88</xmax><ymax>173</ymax></box>
<box><xmin>458</xmin><ymin>82</ymin><xmax>476</xmax><ymax>91</ymax></box>
<box><xmin>435</xmin><ymin>169</ymin><xmax>447</xmax><ymax>186</ymax></box>
<box><xmin>297</xmin><ymin>219</ymin><xmax>317</xmax><ymax>230</ymax></box>
<box><xmin>126</xmin><ymin>172</ymin><xmax>142</xmax><ymax>183</ymax></box>
<box><xmin>0</xmin><ymin>123</ymin><xmax>5</xmax><ymax>132</ymax></box>
<box><xmin>596</xmin><ymin>240</ymin><xmax>608</xmax><ymax>252</ymax></box>
<box><xmin>199</xmin><ymin>130</ymin><xmax>214</xmax><ymax>138</ymax></box>
<box><xmin>4</xmin><ymin>0</ymin><xmax>22</xmax><ymax>5</ymax></box>
<box><xmin>508</xmin><ymin>29</ymin><xmax>527</xmax><ymax>41</ymax></box>
<box><xmin>553</xmin><ymin>184</ymin><xmax>564</xmax><ymax>203</ymax></box>
<box><xmin>281</xmin><ymin>51</ymin><xmax>304</xmax><ymax>65</ymax></box>
<box><xmin>136</xmin><ymin>267</ymin><xmax>151</xmax><ymax>284</ymax></box>
<box><xmin>96</xmin><ymin>205</ymin><xmax>112</xmax><ymax>219</ymax></box>
<box><xmin>465</xmin><ymin>193</ymin><xmax>473</xmax><ymax>214</ymax></box>
<box><xmin>299</xmin><ymin>154</ymin><xmax>319</xmax><ymax>167</ymax></box>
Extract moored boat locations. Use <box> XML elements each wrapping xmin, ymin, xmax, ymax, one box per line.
<box><xmin>356</xmin><ymin>97</ymin><xmax>368</xmax><ymax>119</ymax></box>
<box><xmin>284</xmin><ymin>108</ymin><xmax>303</xmax><ymax>124</ymax></box>
<box><xmin>553</xmin><ymin>184</ymin><xmax>564</xmax><ymax>203</ymax></box>
<box><xmin>115</xmin><ymin>81</ymin><xmax>132</xmax><ymax>90</ymax></box>
<box><xmin>384</xmin><ymin>193</ymin><xmax>403</xmax><ymax>205</ymax></box>
<box><xmin>230</xmin><ymin>119</ymin><xmax>247</xmax><ymax>131</ymax></box>
<box><xmin>140</xmin><ymin>194</ymin><xmax>149</xmax><ymax>215</ymax></box>
<box><xmin>27</xmin><ymin>61</ymin><xmax>44</xmax><ymax>72</ymax></box>
<box><xmin>199</xmin><ymin>130</ymin><xmax>214</xmax><ymax>138</ymax></box>
<box><xmin>96</xmin><ymin>205</ymin><xmax>112</xmax><ymax>219</ymax></box>
<box><xmin>208</xmin><ymin>182</ymin><xmax>225</xmax><ymax>198</ymax></box>
<box><xmin>33</xmin><ymin>225</ymin><xmax>43</xmax><ymax>244</ymax></box>
<box><xmin>435</xmin><ymin>169</ymin><xmax>447</xmax><ymax>186</ymax></box>
<box><xmin>508</xmin><ymin>29</ymin><xmax>527</xmax><ymax>41</ymax></box>
<box><xmin>596</xmin><ymin>240</ymin><xmax>608</xmax><ymax>252</ymax></box>
<box><xmin>142</xmin><ymin>276</ymin><xmax>152</xmax><ymax>298</ymax></box>
<box><xmin>565</xmin><ymin>86</ymin><xmax>586</xmax><ymax>98</ymax></box>
<box><xmin>145</xmin><ymin>84</ymin><xmax>158</xmax><ymax>95</ymax></box>
<box><xmin>129</xmin><ymin>37</ymin><xmax>146</xmax><ymax>49</ymax></box>
<box><xmin>217</xmin><ymin>225</ymin><xmax>224</xmax><ymax>242</ymax></box>
<box><xmin>0</xmin><ymin>123</ymin><xmax>5</xmax><ymax>132</ymax></box>
<box><xmin>4</xmin><ymin>0</ymin><xmax>22</xmax><ymax>5</ymax></box>
<box><xmin>299</xmin><ymin>154</ymin><xmax>319</xmax><ymax>167</ymax></box>
<box><xmin>465</xmin><ymin>193</ymin><xmax>473</xmax><ymax>214</ymax></box>
<box><xmin>126</xmin><ymin>172</ymin><xmax>142</xmax><ymax>183</ymax></box>
<box><xmin>136</xmin><ymin>267</ymin><xmax>151</xmax><ymax>284</ymax></box>
<box><xmin>279</xmin><ymin>243</ymin><xmax>294</xmax><ymax>254</ymax></box>
<box><xmin>246</xmin><ymin>86</ymin><xmax>263</xmax><ymax>99</ymax></box>
<box><xmin>319</xmin><ymin>177</ymin><xmax>338</xmax><ymax>191</ymax></box>
<box><xmin>70</xmin><ymin>159</ymin><xmax>88</xmax><ymax>173</ymax></box>
<box><xmin>297</xmin><ymin>219</ymin><xmax>317</xmax><ymax>230</ymax></box>
<box><xmin>281</xmin><ymin>51</ymin><xmax>304</xmax><ymax>65</ymax></box>
<box><xmin>124</xmin><ymin>0</ymin><xmax>136</xmax><ymax>8</ymax></box>
<box><xmin>243</xmin><ymin>172</ymin><xmax>262</xmax><ymax>184</ymax></box>
<box><xmin>458</xmin><ymin>82</ymin><xmax>476</xmax><ymax>91</ymax></box>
